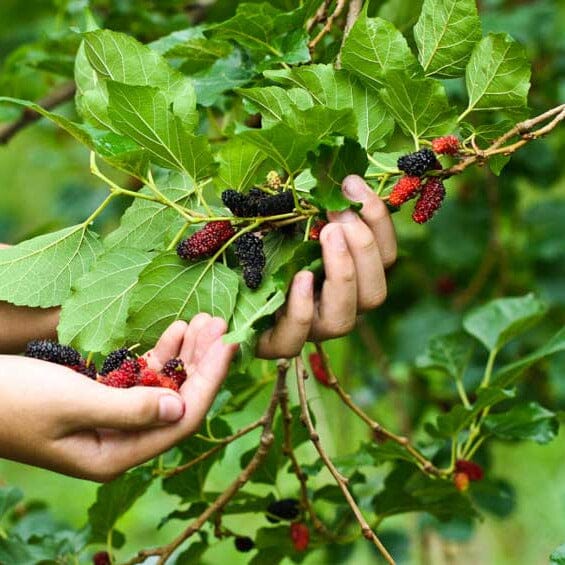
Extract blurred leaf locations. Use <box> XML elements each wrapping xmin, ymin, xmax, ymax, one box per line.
<box><xmin>551</xmin><ymin>543</ymin><xmax>565</xmax><ymax>565</ymax></box>
<box><xmin>463</xmin><ymin>294</ymin><xmax>547</xmax><ymax>352</ymax></box>
<box><xmin>417</xmin><ymin>332</ymin><xmax>475</xmax><ymax>380</ymax></box>
<box><xmin>0</xmin><ymin>487</ymin><xmax>23</xmax><ymax>521</ymax></box>
<box><xmin>471</xmin><ymin>478</ymin><xmax>515</xmax><ymax>518</ymax></box>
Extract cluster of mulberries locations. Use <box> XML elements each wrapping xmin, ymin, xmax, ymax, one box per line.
<box><xmin>177</xmin><ymin>221</ymin><xmax>235</xmax><ymax>261</ymax></box>
<box><xmin>25</xmin><ymin>340</ymin><xmax>96</xmax><ymax>378</ymax></box>
<box><xmin>235</xmin><ymin>233</ymin><xmax>266</xmax><ymax>289</ymax></box>
<box><xmin>221</xmin><ymin>188</ymin><xmax>294</xmax><ymax>218</ymax></box>
<box><xmin>98</xmin><ymin>352</ymin><xmax>187</xmax><ymax>392</ymax></box>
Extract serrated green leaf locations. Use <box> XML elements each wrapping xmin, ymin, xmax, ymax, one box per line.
<box><xmin>463</xmin><ymin>294</ymin><xmax>547</xmax><ymax>352</ymax></box>
<box><xmin>483</xmin><ymin>402</ymin><xmax>558</xmax><ymax>444</ymax></box>
<box><xmin>0</xmin><ymin>225</ymin><xmax>101</xmax><ymax>308</ymax></box>
<box><xmin>380</xmin><ymin>71</ymin><xmax>457</xmax><ymax>141</ymax></box>
<box><xmin>82</xmin><ymin>29</ymin><xmax>197</xmax><ymax>131</ymax></box>
<box><xmin>168</xmin><ymin>37</ymin><xmax>233</xmax><ymax>74</ymax></box>
<box><xmin>88</xmin><ymin>467</ymin><xmax>153</xmax><ymax>545</ymax></box>
<box><xmin>104</xmin><ymin>173</ymin><xmax>195</xmax><ymax>252</ymax></box>
<box><xmin>107</xmin><ymin>82</ymin><xmax>214</xmax><ymax>179</ymax></box>
<box><xmin>58</xmin><ymin>248</ymin><xmax>154</xmax><ymax>353</ymax></box>
<box><xmin>341</xmin><ymin>10</ymin><xmax>419</xmax><ymax>88</ymax></box>
<box><xmin>127</xmin><ymin>253</ymin><xmax>239</xmax><ymax>349</ymax></box>
<box><xmin>414</xmin><ymin>0</ymin><xmax>482</xmax><ymax>78</ymax></box>
<box><xmin>462</xmin><ymin>33</ymin><xmax>531</xmax><ymax>118</ymax></box>
<box><xmin>266</xmin><ymin>64</ymin><xmax>394</xmax><ymax>151</ymax></box>
<box><xmin>417</xmin><ymin>332</ymin><xmax>475</xmax><ymax>380</ymax></box>
<box><xmin>215</xmin><ymin>138</ymin><xmax>269</xmax><ymax>191</ymax></box>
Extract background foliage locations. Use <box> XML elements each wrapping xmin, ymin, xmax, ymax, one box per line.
<box><xmin>0</xmin><ymin>0</ymin><xmax>564</xmax><ymax>563</ymax></box>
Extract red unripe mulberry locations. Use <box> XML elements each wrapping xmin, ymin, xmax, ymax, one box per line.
<box><xmin>455</xmin><ymin>459</ymin><xmax>484</xmax><ymax>481</ymax></box>
<box><xmin>93</xmin><ymin>551</ymin><xmax>111</xmax><ymax>565</ymax></box>
<box><xmin>100</xmin><ymin>357</ymin><xmax>146</xmax><ymax>388</ymax></box>
<box><xmin>412</xmin><ymin>178</ymin><xmax>446</xmax><ymax>224</ymax></box>
<box><xmin>389</xmin><ymin>176</ymin><xmax>421</xmax><ymax>207</ymax></box>
<box><xmin>454</xmin><ymin>472</ymin><xmax>470</xmax><ymax>492</ymax></box>
<box><xmin>290</xmin><ymin>523</ymin><xmax>310</xmax><ymax>552</ymax></box>
<box><xmin>309</xmin><ymin>220</ymin><xmax>328</xmax><ymax>241</ymax></box>
<box><xmin>432</xmin><ymin>135</ymin><xmax>460</xmax><ymax>156</ymax></box>
<box><xmin>177</xmin><ymin>221</ymin><xmax>235</xmax><ymax>261</ymax></box>
<box><xmin>308</xmin><ymin>352</ymin><xmax>330</xmax><ymax>387</ymax></box>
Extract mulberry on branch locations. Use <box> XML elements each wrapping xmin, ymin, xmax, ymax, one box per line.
<box><xmin>432</xmin><ymin>135</ymin><xmax>460</xmax><ymax>156</ymax></box>
<box><xmin>177</xmin><ymin>221</ymin><xmax>235</xmax><ymax>261</ymax></box>
<box><xmin>388</xmin><ymin>176</ymin><xmax>421</xmax><ymax>207</ymax></box>
<box><xmin>256</xmin><ymin>191</ymin><xmax>295</xmax><ymax>217</ymax></box>
<box><xmin>397</xmin><ymin>148</ymin><xmax>439</xmax><ymax>177</ymax></box>
<box><xmin>221</xmin><ymin>189</ymin><xmax>248</xmax><ymax>217</ymax></box>
<box><xmin>412</xmin><ymin>178</ymin><xmax>446</xmax><ymax>224</ymax></box>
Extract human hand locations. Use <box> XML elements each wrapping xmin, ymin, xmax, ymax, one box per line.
<box><xmin>257</xmin><ymin>175</ymin><xmax>397</xmax><ymax>358</ymax></box>
<box><xmin>0</xmin><ymin>317</ymin><xmax>238</xmax><ymax>482</ymax></box>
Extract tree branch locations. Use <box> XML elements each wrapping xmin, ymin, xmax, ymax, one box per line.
<box><xmin>0</xmin><ymin>82</ymin><xmax>76</xmax><ymax>145</ymax></box>
<box><xmin>295</xmin><ymin>357</ymin><xmax>396</xmax><ymax>565</ymax></box>
<box><xmin>309</xmin><ymin>0</ymin><xmax>348</xmax><ymax>52</ymax></box>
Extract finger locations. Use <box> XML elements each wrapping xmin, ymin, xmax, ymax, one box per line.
<box><xmin>144</xmin><ymin>320</ymin><xmax>188</xmax><ymax>370</ymax></box>
<box><xmin>61</xmin><ymin>382</ymin><xmax>185</xmax><ymax>432</ymax></box>
<box><xmin>326</xmin><ymin>210</ymin><xmax>387</xmax><ymax>312</ymax></box>
<box><xmin>257</xmin><ymin>271</ymin><xmax>314</xmax><ymax>359</ymax></box>
<box><xmin>311</xmin><ymin>224</ymin><xmax>357</xmax><ymax>341</ymax></box>
<box><xmin>179</xmin><ymin>313</ymin><xmax>213</xmax><ymax>363</ymax></box>
<box><xmin>191</xmin><ymin>317</ymin><xmax>228</xmax><ymax>366</ymax></box>
<box><xmin>342</xmin><ymin>175</ymin><xmax>397</xmax><ymax>267</ymax></box>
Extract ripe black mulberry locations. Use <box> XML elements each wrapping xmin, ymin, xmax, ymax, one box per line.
<box><xmin>25</xmin><ymin>340</ymin><xmax>82</xmax><ymax>366</ymax></box>
<box><xmin>397</xmin><ymin>148</ymin><xmax>439</xmax><ymax>177</ymax></box>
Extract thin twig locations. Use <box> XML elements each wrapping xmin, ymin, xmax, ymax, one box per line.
<box><xmin>315</xmin><ymin>344</ymin><xmax>439</xmax><ymax>476</ymax></box>
<box><xmin>306</xmin><ymin>0</ymin><xmax>331</xmax><ymax>33</ymax></box>
<box><xmin>295</xmin><ymin>357</ymin><xmax>396</xmax><ymax>565</ymax></box>
<box><xmin>0</xmin><ymin>82</ymin><xmax>76</xmax><ymax>145</ymax></box>
<box><xmin>121</xmin><ymin>366</ymin><xmax>287</xmax><ymax>565</ymax></box>
<box><xmin>336</xmin><ymin>0</ymin><xmax>363</xmax><ymax>68</ymax></box>
<box><xmin>309</xmin><ymin>0</ymin><xmax>348</xmax><ymax>51</ymax></box>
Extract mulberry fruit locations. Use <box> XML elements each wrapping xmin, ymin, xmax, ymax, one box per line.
<box><xmin>93</xmin><ymin>552</ymin><xmax>111</xmax><ymax>565</ymax></box>
<box><xmin>157</xmin><ymin>375</ymin><xmax>180</xmax><ymax>392</ymax></box>
<box><xmin>309</xmin><ymin>219</ymin><xmax>328</xmax><ymax>241</ymax></box>
<box><xmin>101</xmin><ymin>358</ymin><xmax>146</xmax><ymax>389</ymax></box>
<box><xmin>177</xmin><ymin>221</ymin><xmax>235</xmax><ymax>261</ymax></box>
<box><xmin>266</xmin><ymin>498</ymin><xmax>300</xmax><ymax>523</ymax></box>
<box><xmin>455</xmin><ymin>459</ymin><xmax>484</xmax><ymax>481</ymax></box>
<box><xmin>25</xmin><ymin>340</ymin><xmax>82</xmax><ymax>367</ymax></box>
<box><xmin>100</xmin><ymin>348</ymin><xmax>134</xmax><ymax>376</ymax></box>
<box><xmin>69</xmin><ymin>360</ymin><xmax>97</xmax><ymax>379</ymax></box>
<box><xmin>412</xmin><ymin>178</ymin><xmax>446</xmax><ymax>224</ymax></box>
<box><xmin>266</xmin><ymin>170</ymin><xmax>283</xmax><ymax>190</ymax></box>
<box><xmin>162</xmin><ymin>358</ymin><xmax>187</xmax><ymax>388</ymax></box>
<box><xmin>138</xmin><ymin>368</ymin><xmax>162</xmax><ymax>388</ymax></box>
<box><xmin>235</xmin><ymin>233</ymin><xmax>266</xmax><ymax>290</ymax></box>
<box><xmin>256</xmin><ymin>191</ymin><xmax>294</xmax><ymax>217</ymax></box>
<box><xmin>388</xmin><ymin>176</ymin><xmax>421</xmax><ymax>207</ymax></box>
<box><xmin>234</xmin><ymin>536</ymin><xmax>255</xmax><ymax>553</ymax></box>
<box><xmin>221</xmin><ymin>189</ymin><xmax>248</xmax><ymax>217</ymax></box>
<box><xmin>454</xmin><ymin>472</ymin><xmax>470</xmax><ymax>492</ymax></box>
<box><xmin>308</xmin><ymin>353</ymin><xmax>330</xmax><ymax>387</ymax></box>
<box><xmin>432</xmin><ymin>135</ymin><xmax>460</xmax><ymax>156</ymax></box>
<box><xmin>397</xmin><ymin>148</ymin><xmax>438</xmax><ymax>177</ymax></box>
<box><xmin>290</xmin><ymin>523</ymin><xmax>310</xmax><ymax>552</ymax></box>
<box><xmin>243</xmin><ymin>266</ymin><xmax>263</xmax><ymax>290</ymax></box>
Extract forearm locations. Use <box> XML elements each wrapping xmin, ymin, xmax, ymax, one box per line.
<box><xmin>0</xmin><ymin>302</ymin><xmax>60</xmax><ymax>354</ymax></box>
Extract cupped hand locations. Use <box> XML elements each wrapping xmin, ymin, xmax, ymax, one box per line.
<box><xmin>257</xmin><ymin>175</ymin><xmax>397</xmax><ymax>358</ymax></box>
<box><xmin>0</xmin><ymin>317</ymin><xmax>238</xmax><ymax>482</ymax></box>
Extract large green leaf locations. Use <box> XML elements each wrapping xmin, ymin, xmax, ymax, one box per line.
<box><xmin>414</xmin><ymin>0</ymin><xmax>482</xmax><ymax>78</ymax></box>
<box><xmin>380</xmin><ymin>71</ymin><xmax>457</xmax><ymax>141</ymax></box>
<box><xmin>266</xmin><ymin>64</ymin><xmax>395</xmax><ymax>151</ymax></box>
<box><xmin>215</xmin><ymin>138</ymin><xmax>269</xmax><ymax>191</ymax></box>
<box><xmin>0</xmin><ymin>225</ymin><xmax>101</xmax><ymax>308</ymax></box>
<box><xmin>107</xmin><ymin>82</ymin><xmax>214</xmax><ymax>179</ymax></box>
<box><xmin>462</xmin><ymin>33</ymin><xmax>531</xmax><ymax>119</ymax></box>
<box><xmin>483</xmin><ymin>402</ymin><xmax>558</xmax><ymax>444</ymax></box>
<box><xmin>127</xmin><ymin>253</ymin><xmax>239</xmax><ymax>349</ymax></box>
<box><xmin>82</xmin><ymin>29</ymin><xmax>197</xmax><ymax>131</ymax></box>
<box><xmin>463</xmin><ymin>294</ymin><xmax>547</xmax><ymax>352</ymax></box>
<box><xmin>417</xmin><ymin>332</ymin><xmax>475</xmax><ymax>380</ymax></box>
<box><xmin>58</xmin><ymin>248</ymin><xmax>154</xmax><ymax>353</ymax></box>
<box><xmin>341</xmin><ymin>10</ymin><xmax>419</xmax><ymax>88</ymax></box>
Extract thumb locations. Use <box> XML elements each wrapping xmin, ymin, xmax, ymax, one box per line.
<box><xmin>64</xmin><ymin>384</ymin><xmax>185</xmax><ymax>432</ymax></box>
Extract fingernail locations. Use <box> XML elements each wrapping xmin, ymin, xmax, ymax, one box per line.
<box><xmin>329</xmin><ymin>226</ymin><xmax>347</xmax><ymax>252</ymax></box>
<box><xmin>159</xmin><ymin>395</ymin><xmax>184</xmax><ymax>423</ymax></box>
<box><xmin>295</xmin><ymin>272</ymin><xmax>313</xmax><ymax>297</ymax></box>
<box><xmin>328</xmin><ymin>209</ymin><xmax>358</xmax><ymax>223</ymax></box>
<box><xmin>343</xmin><ymin>176</ymin><xmax>369</xmax><ymax>202</ymax></box>
<box><xmin>207</xmin><ymin>318</ymin><xmax>226</xmax><ymax>338</ymax></box>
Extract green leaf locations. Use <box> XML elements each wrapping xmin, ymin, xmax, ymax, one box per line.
<box><xmin>380</xmin><ymin>71</ymin><xmax>457</xmax><ymax>141</ymax></box>
<box><xmin>167</xmin><ymin>37</ymin><xmax>233</xmax><ymax>74</ymax></box>
<box><xmin>104</xmin><ymin>173</ymin><xmax>195</xmax><ymax>252</ymax></box>
<box><xmin>266</xmin><ymin>64</ymin><xmax>395</xmax><ymax>151</ymax></box>
<box><xmin>417</xmin><ymin>332</ymin><xmax>475</xmax><ymax>380</ymax></box>
<box><xmin>215</xmin><ymin>138</ymin><xmax>269</xmax><ymax>191</ymax></box>
<box><xmin>0</xmin><ymin>225</ymin><xmax>101</xmax><ymax>308</ymax></box>
<box><xmin>462</xmin><ymin>33</ymin><xmax>531</xmax><ymax>119</ymax></box>
<box><xmin>494</xmin><ymin>326</ymin><xmax>565</xmax><ymax>387</ymax></box>
<box><xmin>82</xmin><ymin>29</ymin><xmax>197</xmax><ymax>131</ymax></box>
<box><xmin>341</xmin><ymin>10</ymin><xmax>419</xmax><ymax>88</ymax></box>
<box><xmin>310</xmin><ymin>139</ymin><xmax>369</xmax><ymax>212</ymax></box>
<box><xmin>483</xmin><ymin>402</ymin><xmax>558</xmax><ymax>444</ymax></box>
<box><xmin>551</xmin><ymin>543</ymin><xmax>565</xmax><ymax>565</ymax></box>
<box><xmin>0</xmin><ymin>486</ymin><xmax>24</xmax><ymax>520</ymax></box>
<box><xmin>58</xmin><ymin>248</ymin><xmax>154</xmax><ymax>353</ymax></box>
<box><xmin>462</xmin><ymin>294</ymin><xmax>547</xmax><ymax>352</ymax></box>
<box><xmin>414</xmin><ymin>0</ymin><xmax>482</xmax><ymax>78</ymax></box>
<box><xmin>88</xmin><ymin>467</ymin><xmax>153</xmax><ymax>545</ymax></box>
<box><xmin>127</xmin><ymin>253</ymin><xmax>239</xmax><ymax>349</ymax></box>
<box><xmin>471</xmin><ymin>478</ymin><xmax>515</xmax><ymax>518</ymax></box>
<box><xmin>107</xmin><ymin>82</ymin><xmax>214</xmax><ymax>179</ymax></box>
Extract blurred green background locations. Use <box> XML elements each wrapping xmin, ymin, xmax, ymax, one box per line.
<box><xmin>0</xmin><ymin>0</ymin><xmax>564</xmax><ymax>563</ymax></box>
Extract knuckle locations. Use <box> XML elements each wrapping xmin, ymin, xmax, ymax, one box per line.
<box><xmin>340</xmin><ymin>265</ymin><xmax>356</xmax><ymax>283</ymax></box>
<box><xmin>361</xmin><ymin>287</ymin><xmax>388</xmax><ymax>311</ymax></box>
<box><xmin>127</xmin><ymin>397</ymin><xmax>157</xmax><ymax>426</ymax></box>
<box><xmin>324</xmin><ymin>318</ymin><xmax>356</xmax><ymax>339</ymax></box>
